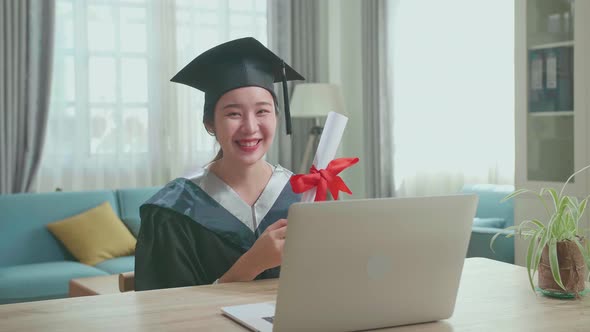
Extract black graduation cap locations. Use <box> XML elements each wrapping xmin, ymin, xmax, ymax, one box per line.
<box><xmin>171</xmin><ymin>37</ymin><xmax>305</xmax><ymax>135</ymax></box>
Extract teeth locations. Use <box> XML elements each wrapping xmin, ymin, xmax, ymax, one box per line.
<box><xmin>238</xmin><ymin>140</ymin><xmax>259</xmax><ymax>147</ymax></box>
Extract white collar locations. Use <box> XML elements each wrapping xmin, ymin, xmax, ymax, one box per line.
<box><xmin>190</xmin><ymin>163</ymin><xmax>292</xmax><ymax>232</ymax></box>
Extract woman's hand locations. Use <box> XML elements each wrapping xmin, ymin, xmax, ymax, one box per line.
<box><xmin>218</xmin><ymin>219</ymin><xmax>288</xmax><ymax>283</ymax></box>
<box><xmin>248</xmin><ymin>218</ymin><xmax>288</xmax><ymax>271</ymax></box>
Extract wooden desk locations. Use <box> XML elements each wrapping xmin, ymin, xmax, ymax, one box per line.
<box><xmin>69</xmin><ymin>274</ymin><xmax>121</xmax><ymax>297</ymax></box>
<box><xmin>1</xmin><ymin>258</ymin><xmax>589</xmax><ymax>331</ymax></box>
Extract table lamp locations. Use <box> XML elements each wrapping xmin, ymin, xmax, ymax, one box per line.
<box><xmin>289</xmin><ymin>83</ymin><xmax>346</xmax><ymax>174</ymax></box>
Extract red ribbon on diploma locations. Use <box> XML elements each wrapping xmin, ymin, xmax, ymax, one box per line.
<box><xmin>290</xmin><ymin>157</ymin><xmax>360</xmax><ymax>201</ymax></box>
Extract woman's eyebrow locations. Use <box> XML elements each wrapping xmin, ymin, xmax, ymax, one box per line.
<box><xmin>222</xmin><ymin>103</ymin><xmax>243</xmax><ymax>110</ymax></box>
<box><xmin>223</xmin><ymin>101</ymin><xmax>272</xmax><ymax>109</ymax></box>
<box><xmin>255</xmin><ymin>101</ymin><xmax>273</xmax><ymax>106</ymax></box>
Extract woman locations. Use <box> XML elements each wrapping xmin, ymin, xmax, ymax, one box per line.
<box><xmin>134</xmin><ymin>37</ymin><xmax>305</xmax><ymax>290</ymax></box>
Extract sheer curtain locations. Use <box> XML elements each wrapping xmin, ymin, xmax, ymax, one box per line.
<box><xmin>362</xmin><ymin>0</ymin><xmax>394</xmax><ymax>198</ymax></box>
<box><xmin>266</xmin><ymin>0</ymin><xmax>320</xmax><ymax>172</ymax></box>
<box><xmin>389</xmin><ymin>0</ymin><xmax>515</xmax><ymax>197</ymax></box>
<box><xmin>35</xmin><ymin>0</ymin><xmax>268</xmax><ymax>192</ymax></box>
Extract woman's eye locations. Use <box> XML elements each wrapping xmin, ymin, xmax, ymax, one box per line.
<box><xmin>227</xmin><ymin>112</ymin><xmax>240</xmax><ymax>117</ymax></box>
<box><xmin>257</xmin><ymin>109</ymin><xmax>271</xmax><ymax>114</ymax></box>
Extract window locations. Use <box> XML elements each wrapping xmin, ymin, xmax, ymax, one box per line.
<box><xmin>36</xmin><ymin>0</ymin><xmax>267</xmax><ymax>192</ymax></box>
<box><xmin>389</xmin><ymin>0</ymin><xmax>515</xmax><ymax>196</ymax></box>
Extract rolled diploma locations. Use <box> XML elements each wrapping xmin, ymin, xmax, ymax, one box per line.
<box><xmin>301</xmin><ymin>111</ymin><xmax>349</xmax><ymax>202</ymax></box>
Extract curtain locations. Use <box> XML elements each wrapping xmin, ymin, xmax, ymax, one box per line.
<box><xmin>388</xmin><ymin>0</ymin><xmax>515</xmax><ymax>197</ymax></box>
<box><xmin>0</xmin><ymin>0</ymin><xmax>55</xmax><ymax>194</ymax></box>
<box><xmin>267</xmin><ymin>0</ymin><xmax>319</xmax><ymax>173</ymax></box>
<box><xmin>361</xmin><ymin>0</ymin><xmax>394</xmax><ymax>198</ymax></box>
<box><xmin>266</xmin><ymin>0</ymin><xmax>292</xmax><ymax>169</ymax></box>
<box><xmin>35</xmin><ymin>0</ymin><xmax>268</xmax><ymax>192</ymax></box>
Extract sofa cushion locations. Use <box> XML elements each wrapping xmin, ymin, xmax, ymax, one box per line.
<box><xmin>123</xmin><ymin>217</ymin><xmax>142</xmax><ymax>239</ymax></box>
<box><xmin>117</xmin><ymin>187</ymin><xmax>161</xmax><ymax>237</ymax></box>
<box><xmin>47</xmin><ymin>202</ymin><xmax>136</xmax><ymax>266</ymax></box>
<box><xmin>0</xmin><ymin>190</ymin><xmax>119</xmax><ymax>267</ymax></box>
<box><xmin>461</xmin><ymin>184</ymin><xmax>514</xmax><ymax>227</ymax></box>
<box><xmin>0</xmin><ymin>261</ymin><xmax>108</xmax><ymax>304</ymax></box>
<box><xmin>468</xmin><ymin>227</ymin><xmax>515</xmax><ymax>264</ymax></box>
<box><xmin>473</xmin><ymin>217</ymin><xmax>505</xmax><ymax>229</ymax></box>
<box><xmin>95</xmin><ymin>256</ymin><xmax>135</xmax><ymax>274</ymax></box>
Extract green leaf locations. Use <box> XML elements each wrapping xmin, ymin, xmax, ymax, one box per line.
<box><xmin>573</xmin><ymin>238</ymin><xmax>590</xmax><ymax>269</ymax></box>
<box><xmin>566</xmin><ymin>197</ymin><xmax>579</xmax><ymax>219</ymax></box>
<box><xmin>490</xmin><ymin>226</ymin><xmax>519</xmax><ymax>252</ymax></box>
<box><xmin>525</xmin><ymin>231</ymin><xmax>539</xmax><ymax>292</ymax></box>
<box><xmin>559</xmin><ymin>164</ymin><xmax>590</xmax><ymax>197</ymax></box>
<box><xmin>514</xmin><ymin>230</ymin><xmax>536</xmax><ymax>238</ymax></box>
<box><xmin>557</xmin><ymin>196</ymin><xmax>570</xmax><ymax>216</ymax></box>
<box><xmin>577</xmin><ymin>198</ymin><xmax>588</xmax><ymax>224</ymax></box>
<box><xmin>546</xmin><ymin>214</ymin><xmax>559</xmax><ymax>240</ymax></box>
<box><xmin>548</xmin><ymin>240</ymin><xmax>566</xmax><ymax>291</ymax></box>
<box><xmin>518</xmin><ymin>219</ymin><xmax>545</xmax><ymax>230</ymax></box>
<box><xmin>501</xmin><ymin>189</ymin><xmax>535</xmax><ymax>202</ymax></box>
<box><xmin>513</xmin><ymin>220</ymin><xmax>544</xmax><ymax>239</ymax></box>
<box><xmin>490</xmin><ymin>232</ymin><xmax>502</xmax><ymax>253</ymax></box>
<box><xmin>541</xmin><ymin>188</ymin><xmax>559</xmax><ymax>212</ymax></box>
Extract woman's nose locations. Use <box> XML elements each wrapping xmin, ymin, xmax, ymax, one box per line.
<box><xmin>241</xmin><ymin>114</ymin><xmax>258</xmax><ymax>133</ymax></box>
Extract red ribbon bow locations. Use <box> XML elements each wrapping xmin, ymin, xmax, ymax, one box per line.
<box><xmin>290</xmin><ymin>157</ymin><xmax>360</xmax><ymax>201</ymax></box>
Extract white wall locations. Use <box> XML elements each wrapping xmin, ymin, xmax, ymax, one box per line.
<box><xmin>318</xmin><ymin>0</ymin><xmax>366</xmax><ymax>199</ymax></box>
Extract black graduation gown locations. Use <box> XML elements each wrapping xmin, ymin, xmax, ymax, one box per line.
<box><xmin>134</xmin><ymin>175</ymin><xmax>300</xmax><ymax>291</ymax></box>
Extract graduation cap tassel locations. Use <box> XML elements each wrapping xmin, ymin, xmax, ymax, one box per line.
<box><xmin>281</xmin><ymin>60</ymin><xmax>292</xmax><ymax>135</ymax></box>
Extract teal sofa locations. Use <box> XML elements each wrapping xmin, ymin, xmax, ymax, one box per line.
<box><xmin>0</xmin><ymin>187</ymin><xmax>160</xmax><ymax>304</ymax></box>
<box><xmin>0</xmin><ymin>184</ymin><xmax>514</xmax><ymax>304</ymax></box>
<box><xmin>463</xmin><ymin>184</ymin><xmax>515</xmax><ymax>264</ymax></box>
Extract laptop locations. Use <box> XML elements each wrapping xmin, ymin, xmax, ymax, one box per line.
<box><xmin>221</xmin><ymin>194</ymin><xmax>477</xmax><ymax>332</ymax></box>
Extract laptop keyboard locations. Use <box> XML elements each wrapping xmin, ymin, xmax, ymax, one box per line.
<box><xmin>262</xmin><ymin>316</ymin><xmax>275</xmax><ymax>324</ymax></box>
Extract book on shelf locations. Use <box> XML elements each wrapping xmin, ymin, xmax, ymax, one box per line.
<box><xmin>528</xmin><ymin>46</ymin><xmax>573</xmax><ymax>113</ymax></box>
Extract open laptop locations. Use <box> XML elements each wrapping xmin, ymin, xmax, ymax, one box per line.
<box><xmin>222</xmin><ymin>194</ymin><xmax>477</xmax><ymax>331</ymax></box>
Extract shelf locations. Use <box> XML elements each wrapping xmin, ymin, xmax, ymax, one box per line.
<box><xmin>528</xmin><ymin>111</ymin><xmax>573</xmax><ymax>117</ymax></box>
<box><xmin>528</xmin><ymin>41</ymin><xmax>574</xmax><ymax>50</ymax></box>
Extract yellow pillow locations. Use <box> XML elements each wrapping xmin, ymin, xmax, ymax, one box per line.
<box><xmin>47</xmin><ymin>201</ymin><xmax>136</xmax><ymax>266</ymax></box>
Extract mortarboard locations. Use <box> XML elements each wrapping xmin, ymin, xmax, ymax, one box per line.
<box><xmin>170</xmin><ymin>37</ymin><xmax>305</xmax><ymax>135</ymax></box>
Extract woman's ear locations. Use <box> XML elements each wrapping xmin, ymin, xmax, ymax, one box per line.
<box><xmin>205</xmin><ymin>123</ymin><xmax>215</xmax><ymax>136</ymax></box>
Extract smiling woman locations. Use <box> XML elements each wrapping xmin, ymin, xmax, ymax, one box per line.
<box><xmin>208</xmin><ymin>87</ymin><xmax>277</xmax><ymax>167</ymax></box>
<box><xmin>134</xmin><ymin>38</ymin><xmax>306</xmax><ymax>291</ymax></box>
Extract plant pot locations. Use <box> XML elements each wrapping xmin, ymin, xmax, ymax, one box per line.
<box><xmin>538</xmin><ymin>237</ymin><xmax>587</xmax><ymax>295</ymax></box>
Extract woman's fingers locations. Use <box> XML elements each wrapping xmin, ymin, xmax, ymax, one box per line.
<box><xmin>273</xmin><ymin>226</ymin><xmax>287</xmax><ymax>240</ymax></box>
<box><xmin>266</xmin><ymin>218</ymin><xmax>288</xmax><ymax>232</ymax></box>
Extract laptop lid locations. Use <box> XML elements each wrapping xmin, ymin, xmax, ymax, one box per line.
<box><xmin>273</xmin><ymin>194</ymin><xmax>477</xmax><ymax>331</ymax></box>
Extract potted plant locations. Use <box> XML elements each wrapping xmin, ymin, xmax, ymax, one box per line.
<box><xmin>491</xmin><ymin>165</ymin><xmax>590</xmax><ymax>298</ymax></box>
